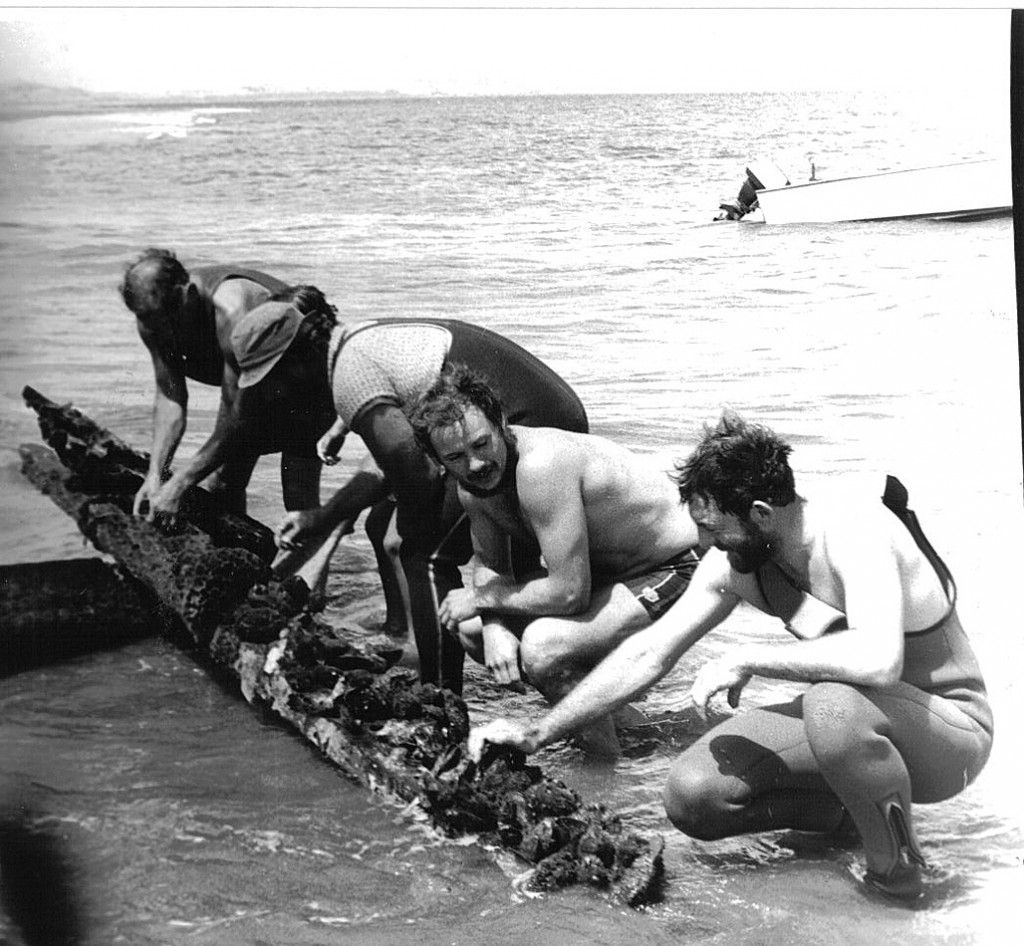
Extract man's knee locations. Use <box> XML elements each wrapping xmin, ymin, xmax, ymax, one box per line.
<box><xmin>519</xmin><ymin>620</ymin><xmax>572</xmax><ymax>688</ymax></box>
<box><xmin>662</xmin><ymin>758</ymin><xmax>736</xmax><ymax>841</ymax></box>
<box><xmin>803</xmin><ymin>681</ymin><xmax>879</xmax><ymax>770</ymax></box>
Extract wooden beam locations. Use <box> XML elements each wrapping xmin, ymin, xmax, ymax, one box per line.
<box><xmin>0</xmin><ymin>558</ymin><xmax>156</xmax><ymax>675</ymax></box>
<box><xmin>18</xmin><ymin>389</ymin><xmax>666</xmax><ymax>907</ymax></box>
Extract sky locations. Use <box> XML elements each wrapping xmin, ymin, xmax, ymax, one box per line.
<box><xmin>0</xmin><ymin>5</ymin><xmax>1013</xmax><ymax>98</ymax></box>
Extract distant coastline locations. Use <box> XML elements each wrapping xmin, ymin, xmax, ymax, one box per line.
<box><xmin>0</xmin><ymin>81</ymin><xmax>411</xmax><ymax>122</ymax></box>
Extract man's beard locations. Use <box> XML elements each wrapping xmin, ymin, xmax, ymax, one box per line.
<box><xmin>725</xmin><ymin>530</ymin><xmax>773</xmax><ymax>574</ymax></box>
<box><xmin>458</xmin><ymin>437</ymin><xmax>519</xmax><ymax>499</ymax></box>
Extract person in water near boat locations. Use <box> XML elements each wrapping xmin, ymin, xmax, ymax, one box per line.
<box><xmin>120</xmin><ymin>248</ymin><xmax>323</xmax><ymax>522</ymax></box>
<box><xmin>405</xmin><ymin>364</ymin><xmax>701</xmax><ymax>754</ymax></box>
<box><xmin>469</xmin><ymin>411</ymin><xmax>993</xmax><ymax>900</ymax></box>
<box><xmin>274</xmin><ymin>317</ymin><xmax>589</xmax><ymax>694</ymax></box>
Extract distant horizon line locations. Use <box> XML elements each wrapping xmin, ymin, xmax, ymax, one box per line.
<box><xmin>1</xmin><ymin>80</ymin><xmax>947</xmax><ymax>104</ymax></box>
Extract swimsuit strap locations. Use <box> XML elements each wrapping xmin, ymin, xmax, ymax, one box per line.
<box><xmin>881</xmin><ymin>475</ymin><xmax>957</xmax><ymax>609</ymax></box>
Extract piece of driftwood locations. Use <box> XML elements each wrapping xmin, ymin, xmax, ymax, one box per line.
<box><xmin>0</xmin><ymin>559</ymin><xmax>156</xmax><ymax>675</ymax></box>
<box><xmin>19</xmin><ymin>389</ymin><xmax>666</xmax><ymax>907</ymax></box>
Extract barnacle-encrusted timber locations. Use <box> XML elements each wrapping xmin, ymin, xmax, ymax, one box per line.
<box><xmin>18</xmin><ymin>387</ymin><xmax>666</xmax><ymax>907</ymax></box>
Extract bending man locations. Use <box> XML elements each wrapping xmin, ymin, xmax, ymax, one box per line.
<box><xmin>119</xmin><ymin>248</ymin><xmax>323</xmax><ymax>521</ymax></box>
<box><xmin>471</xmin><ymin>411</ymin><xmax>992</xmax><ymax>899</ymax></box>
<box><xmin>406</xmin><ymin>364</ymin><xmax>700</xmax><ymax>754</ymax></box>
<box><xmin>276</xmin><ymin>318</ymin><xmax>588</xmax><ymax>693</ymax></box>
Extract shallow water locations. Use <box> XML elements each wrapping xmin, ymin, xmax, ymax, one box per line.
<box><xmin>0</xmin><ymin>89</ymin><xmax>1020</xmax><ymax>943</ymax></box>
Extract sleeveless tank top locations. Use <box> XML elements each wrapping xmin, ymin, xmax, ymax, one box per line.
<box><xmin>176</xmin><ymin>266</ymin><xmax>287</xmax><ymax>385</ymax></box>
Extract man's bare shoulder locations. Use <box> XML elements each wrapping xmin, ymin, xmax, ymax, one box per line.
<box><xmin>805</xmin><ymin>479</ymin><xmax>898</xmax><ymax>533</ymax></box>
<box><xmin>513</xmin><ymin>426</ymin><xmax>586</xmax><ymax>480</ymax></box>
<box><xmin>211</xmin><ymin>277</ymin><xmax>272</xmax><ymax>319</ymax></box>
<box><xmin>801</xmin><ymin>481</ymin><xmax>917</xmax><ymax>573</ymax></box>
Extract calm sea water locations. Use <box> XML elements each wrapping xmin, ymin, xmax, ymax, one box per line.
<box><xmin>0</xmin><ymin>91</ymin><xmax>1020</xmax><ymax>944</ymax></box>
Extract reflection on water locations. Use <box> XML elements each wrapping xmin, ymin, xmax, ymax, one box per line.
<box><xmin>0</xmin><ymin>107</ymin><xmax>253</xmax><ymax>147</ymax></box>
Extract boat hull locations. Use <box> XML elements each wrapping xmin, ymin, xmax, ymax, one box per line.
<box><xmin>754</xmin><ymin>159</ymin><xmax>1011</xmax><ymax>224</ymax></box>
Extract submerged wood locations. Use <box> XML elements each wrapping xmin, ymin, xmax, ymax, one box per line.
<box><xmin>0</xmin><ymin>559</ymin><xmax>156</xmax><ymax>675</ymax></box>
<box><xmin>19</xmin><ymin>389</ymin><xmax>666</xmax><ymax>907</ymax></box>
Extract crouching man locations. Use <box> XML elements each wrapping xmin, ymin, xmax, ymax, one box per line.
<box><xmin>469</xmin><ymin>411</ymin><xmax>993</xmax><ymax>900</ymax></box>
<box><xmin>406</xmin><ymin>364</ymin><xmax>701</xmax><ymax>755</ymax></box>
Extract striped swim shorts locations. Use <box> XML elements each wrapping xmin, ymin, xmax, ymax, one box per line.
<box><xmin>622</xmin><ymin>548</ymin><xmax>702</xmax><ymax>620</ymax></box>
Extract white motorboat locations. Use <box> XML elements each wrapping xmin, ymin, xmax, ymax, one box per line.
<box><xmin>716</xmin><ymin>157</ymin><xmax>1012</xmax><ymax>224</ymax></box>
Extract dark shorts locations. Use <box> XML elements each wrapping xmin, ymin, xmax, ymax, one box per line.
<box><xmin>622</xmin><ymin>549</ymin><xmax>701</xmax><ymax>620</ymax></box>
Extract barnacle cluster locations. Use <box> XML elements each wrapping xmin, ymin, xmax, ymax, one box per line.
<box><xmin>421</xmin><ymin>744</ymin><xmax>664</xmax><ymax>904</ymax></box>
<box><xmin>266</xmin><ymin>617</ymin><xmax>664</xmax><ymax>905</ymax></box>
<box><xmin>174</xmin><ymin>546</ymin><xmax>271</xmax><ymax>644</ymax></box>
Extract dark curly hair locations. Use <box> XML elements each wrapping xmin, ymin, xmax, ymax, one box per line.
<box><xmin>406</xmin><ymin>362</ymin><xmax>509</xmax><ymax>461</ymax></box>
<box><xmin>674</xmin><ymin>410</ymin><xmax>796</xmax><ymax>518</ymax></box>
<box><xmin>119</xmin><ymin>248</ymin><xmax>189</xmax><ymax>318</ymax></box>
<box><xmin>270</xmin><ymin>285</ymin><xmax>338</xmax><ymax>361</ymax></box>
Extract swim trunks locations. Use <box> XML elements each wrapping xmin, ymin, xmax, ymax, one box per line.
<box><xmin>622</xmin><ymin>549</ymin><xmax>702</xmax><ymax>620</ymax></box>
<box><xmin>233</xmin><ymin>398</ymin><xmax>335</xmax><ymax>460</ymax></box>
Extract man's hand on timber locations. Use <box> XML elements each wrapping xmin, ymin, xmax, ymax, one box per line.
<box><xmin>689</xmin><ymin>654</ymin><xmax>751</xmax><ymax>721</ymax></box>
<box><xmin>144</xmin><ymin>476</ymin><xmax>188</xmax><ymax>526</ymax></box>
<box><xmin>468</xmin><ymin>718</ymin><xmax>541</xmax><ymax>762</ymax></box>
<box><xmin>133</xmin><ymin>474</ymin><xmax>163</xmax><ymax>518</ymax></box>
<box><xmin>438</xmin><ymin>588</ymin><xmax>481</xmax><ymax>631</ymax></box>
<box><xmin>276</xmin><ymin>508</ymin><xmax>327</xmax><ymax>551</ymax></box>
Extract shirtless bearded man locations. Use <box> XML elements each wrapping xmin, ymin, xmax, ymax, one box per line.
<box><xmin>406</xmin><ymin>363</ymin><xmax>701</xmax><ymax>755</ymax></box>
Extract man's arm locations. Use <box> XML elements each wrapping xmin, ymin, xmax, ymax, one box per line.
<box><xmin>353</xmin><ymin>403</ymin><xmax>439</xmax><ymax>520</ymax></box>
<box><xmin>441</xmin><ymin>500</ymin><xmax>526</xmax><ymax>688</ymax></box>
<box><xmin>134</xmin><ymin>324</ymin><xmax>188</xmax><ymax>516</ymax></box>
<box><xmin>690</xmin><ymin>525</ymin><xmax>907</xmax><ymax>715</ymax></box>
<box><xmin>278</xmin><ymin>403</ymin><xmax>434</xmax><ymax>550</ymax></box>
<box><xmin>469</xmin><ymin>552</ymin><xmax>742</xmax><ymax>757</ymax></box>
<box><xmin>437</xmin><ymin>494</ymin><xmax>511</xmax><ymax>629</ymax></box>
<box><xmin>472</xmin><ymin>446</ymin><xmax>593</xmax><ymax>619</ymax></box>
<box><xmin>276</xmin><ymin>462</ymin><xmax>391</xmax><ymax>550</ymax></box>
<box><xmin>146</xmin><ymin>361</ymin><xmax>250</xmax><ymax>520</ymax></box>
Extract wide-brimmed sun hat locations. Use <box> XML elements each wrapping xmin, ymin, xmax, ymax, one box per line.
<box><xmin>232</xmin><ymin>301</ymin><xmax>305</xmax><ymax>388</ymax></box>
